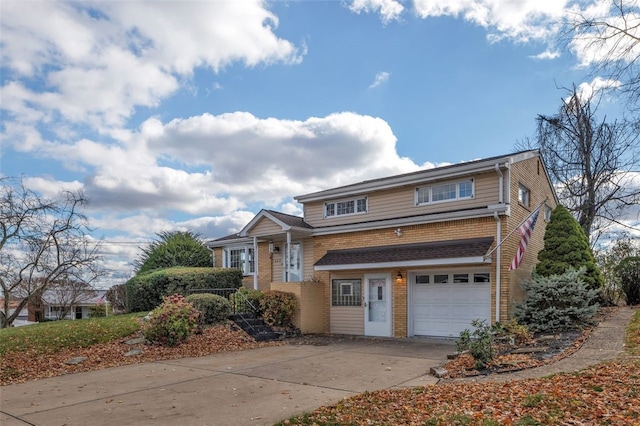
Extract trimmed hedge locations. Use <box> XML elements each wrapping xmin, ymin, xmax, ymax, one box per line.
<box><xmin>126</xmin><ymin>267</ymin><xmax>243</xmax><ymax>312</ymax></box>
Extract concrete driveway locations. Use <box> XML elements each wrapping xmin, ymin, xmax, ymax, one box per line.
<box><xmin>1</xmin><ymin>337</ymin><xmax>453</xmax><ymax>426</ymax></box>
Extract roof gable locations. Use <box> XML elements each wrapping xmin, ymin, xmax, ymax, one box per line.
<box><xmin>238</xmin><ymin>209</ymin><xmax>312</xmax><ymax>237</ymax></box>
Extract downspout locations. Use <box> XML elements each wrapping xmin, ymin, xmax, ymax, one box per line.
<box><xmin>493</xmin><ymin>212</ymin><xmax>502</xmax><ymax>323</ymax></box>
<box><xmin>495</xmin><ymin>163</ymin><xmax>504</xmax><ymax>204</ymax></box>
<box><xmin>253</xmin><ymin>236</ymin><xmax>258</xmax><ymax>290</ymax></box>
<box><xmin>494</xmin><ymin>163</ymin><xmax>504</xmax><ymax>323</ymax></box>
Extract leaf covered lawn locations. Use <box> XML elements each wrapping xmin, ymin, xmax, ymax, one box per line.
<box><xmin>1</xmin><ymin>324</ymin><xmax>282</xmax><ymax>385</ymax></box>
<box><xmin>281</xmin><ymin>359</ymin><xmax>640</xmax><ymax>425</ymax></box>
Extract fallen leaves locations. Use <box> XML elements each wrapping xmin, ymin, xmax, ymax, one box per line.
<box><xmin>1</xmin><ymin>324</ymin><xmax>282</xmax><ymax>386</ymax></box>
<box><xmin>281</xmin><ymin>359</ymin><xmax>640</xmax><ymax>425</ymax></box>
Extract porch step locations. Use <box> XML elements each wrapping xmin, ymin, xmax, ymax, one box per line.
<box><xmin>230</xmin><ymin>313</ymin><xmax>281</xmax><ymax>342</ymax></box>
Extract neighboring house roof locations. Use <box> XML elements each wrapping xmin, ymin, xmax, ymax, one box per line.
<box><xmin>314</xmin><ymin>237</ymin><xmax>494</xmax><ymax>270</ymax></box>
<box><xmin>39</xmin><ymin>288</ymin><xmax>105</xmax><ymax>305</ymax></box>
<box><xmin>295</xmin><ymin>149</ymin><xmax>554</xmax><ymax>203</ymax></box>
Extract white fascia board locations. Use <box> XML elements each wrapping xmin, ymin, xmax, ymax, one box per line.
<box><xmin>206</xmin><ymin>237</ymin><xmax>253</xmax><ymax>248</ymax></box>
<box><xmin>310</xmin><ymin>204</ymin><xmax>508</xmax><ymax>236</ymax></box>
<box><xmin>314</xmin><ymin>256</ymin><xmax>491</xmax><ymax>271</ymax></box>
<box><xmin>238</xmin><ymin>210</ymin><xmax>289</xmax><ymax>237</ymax></box>
<box><xmin>295</xmin><ymin>159</ymin><xmax>512</xmax><ymax>203</ymax></box>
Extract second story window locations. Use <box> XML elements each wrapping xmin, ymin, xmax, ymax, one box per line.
<box><xmin>325</xmin><ymin>196</ymin><xmax>367</xmax><ymax>218</ymax></box>
<box><xmin>416</xmin><ymin>179</ymin><xmax>474</xmax><ymax>206</ymax></box>
<box><xmin>518</xmin><ymin>184</ymin><xmax>530</xmax><ymax>207</ymax></box>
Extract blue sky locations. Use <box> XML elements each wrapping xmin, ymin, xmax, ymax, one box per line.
<box><xmin>0</xmin><ymin>0</ymin><xmax>635</xmax><ymax>286</ymax></box>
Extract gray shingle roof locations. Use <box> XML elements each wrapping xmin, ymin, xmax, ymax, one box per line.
<box><xmin>314</xmin><ymin>237</ymin><xmax>494</xmax><ymax>266</ymax></box>
<box><xmin>265</xmin><ymin>210</ymin><xmax>313</xmax><ymax>229</ymax></box>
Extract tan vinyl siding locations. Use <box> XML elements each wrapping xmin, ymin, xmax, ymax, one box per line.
<box><xmin>302</xmin><ymin>238</ymin><xmax>315</xmax><ymax>281</ymax></box>
<box><xmin>304</xmin><ymin>172</ymin><xmax>501</xmax><ymax>227</ymax></box>
<box><xmin>330</xmin><ymin>306</ymin><xmax>364</xmax><ymax>335</ymax></box>
<box><xmin>248</xmin><ymin>217</ymin><xmax>282</xmax><ymax>237</ymax></box>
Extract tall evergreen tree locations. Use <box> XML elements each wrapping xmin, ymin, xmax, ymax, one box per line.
<box><xmin>135</xmin><ymin>231</ymin><xmax>212</xmax><ymax>274</ymax></box>
<box><xmin>537</xmin><ymin>205</ymin><xmax>603</xmax><ymax>290</ymax></box>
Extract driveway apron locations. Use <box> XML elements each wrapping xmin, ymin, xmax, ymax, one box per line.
<box><xmin>1</xmin><ymin>337</ymin><xmax>453</xmax><ymax>426</ymax></box>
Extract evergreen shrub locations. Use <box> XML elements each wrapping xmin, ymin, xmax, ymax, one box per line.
<box><xmin>536</xmin><ymin>205</ymin><xmax>603</xmax><ymax>290</ymax></box>
<box><xmin>186</xmin><ymin>293</ymin><xmax>232</xmax><ymax>324</ymax></box>
<box><xmin>125</xmin><ymin>267</ymin><xmax>243</xmax><ymax>312</ymax></box>
<box><xmin>229</xmin><ymin>288</ymin><xmax>263</xmax><ymax>314</ymax></box>
<box><xmin>616</xmin><ymin>256</ymin><xmax>640</xmax><ymax>306</ymax></box>
<box><xmin>514</xmin><ymin>267</ymin><xmax>599</xmax><ymax>333</ymax></box>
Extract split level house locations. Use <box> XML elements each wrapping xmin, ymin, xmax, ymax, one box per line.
<box><xmin>207</xmin><ymin>150</ymin><xmax>558</xmax><ymax>338</ymax></box>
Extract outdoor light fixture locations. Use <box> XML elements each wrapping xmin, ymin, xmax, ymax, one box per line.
<box><xmin>396</xmin><ymin>271</ymin><xmax>402</xmax><ymax>281</ymax></box>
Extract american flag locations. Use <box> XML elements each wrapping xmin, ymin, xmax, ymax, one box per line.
<box><xmin>509</xmin><ymin>207</ymin><xmax>540</xmax><ymax>271</ymax></box>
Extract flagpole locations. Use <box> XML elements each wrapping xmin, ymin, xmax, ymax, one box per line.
<box><xmin>484</xmin><ymin>198</ymin><xmax>548</xmax><ymax>259</ymax></box>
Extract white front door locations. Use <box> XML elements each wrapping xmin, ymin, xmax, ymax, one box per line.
<box><xmin>364</xmin><ymin>273</ymin><xmax>392</xmax><ymax>337</ymax></box>
<box><xmin>284</xmin><ymin>242</ymin><xmax>302</xmax><ymax>282</ymax></box>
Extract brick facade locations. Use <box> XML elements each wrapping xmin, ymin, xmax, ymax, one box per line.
<box><xmin>208</xmin><ymin>152</ymin><xmax>558</xmax><ymax>339</ymax></box>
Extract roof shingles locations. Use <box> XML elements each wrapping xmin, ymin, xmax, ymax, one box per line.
<box><xmin>315</xmin><ymin>237</ymin><xmax>494</xmax><ymax>266</ymax></box>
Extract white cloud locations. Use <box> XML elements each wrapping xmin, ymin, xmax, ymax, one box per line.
<box><xmin>575</xmin><ymin>77</ymin><xmax>621</xmax><ymax>100</ymax></box>
<box><xmin>531</xmin><ymin>49</ymin><xmax>561</xmax><ymax>60</ymax></box>
<box><xmin>348</xmin><ymin>0</ymin><xmax>405</xmax><ymax>24</ymax></box>
<box><xmin>568</xmin><ymin>1</ymin><xmax>640</xmax><ymax>68</ymax></box>
<box><xmin>0</xmin><ymin>1</ymin><xmax>303</xmax><ymax>135</ymax></box>
<box><xmin>14</xmin><ymin>109</ymin><xmax>421</xmax><ymax>218</ymax></box>
<box><xmin>369</xmin><ymin>71</ymin><xmax>391</xmax><ymax>88</ymax></box>
<box><xmin>412</xmin><ymin>0</ymin><xmax>567</xmax><ymax>43</ymax></box>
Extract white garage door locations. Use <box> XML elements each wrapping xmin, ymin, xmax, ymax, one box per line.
<box><xmin>411</xmin><ymin>270</ymin><xmax>491</xmax><ymax>338</ymax></box>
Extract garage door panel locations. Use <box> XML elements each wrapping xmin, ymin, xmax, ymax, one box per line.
<box><xmin>412</xmin><ymin>278</ymin><xmax>490</xmax><ymax>338</ymax></box>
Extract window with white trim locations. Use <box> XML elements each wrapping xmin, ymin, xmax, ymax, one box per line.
<box><xmin>518</xmin><ymin>184</ymin><xmax>530</xmax><ymax>207</ymax></box>
<box><xmin>331</xmin><ymin>279</ymin><xmax>362</xmax><ymax>306</ymax></box>
<box><xmin>223</xmin><ymin>246</ymin><xmax>255</xmax><ymax>275</ymax></box>
<box><xmin>415</xmin><ymin>179</ymin><xmax>474</xmax><ymax>206</ymax></box>
<box><xmin>325</xmin><ymin>196</ymin><xmax>367</xmax><ymax>218</ymax></box>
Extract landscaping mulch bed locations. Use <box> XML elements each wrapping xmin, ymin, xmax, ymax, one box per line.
<box><xmin>0</xmin><ymin>324</ymin><xmax>283</xmax><ymax>386</ymax></box>
<box><xmin>443</xmin><ymin>307</ymin><xmax>616</xmax><ymax>378</ymax></box>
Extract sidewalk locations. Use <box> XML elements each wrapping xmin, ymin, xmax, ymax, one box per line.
<box><xmin>452</xmin><ymin>306</ymin><xmax>638</xmax><ymax>384</ymax></box>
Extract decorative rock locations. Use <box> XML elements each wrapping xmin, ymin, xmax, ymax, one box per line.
<box><xmin>536</xmin><ymin>335</ymin><xmax>561</xmax><ymax>342</ymax></box>
<box><xmin>430</xmin><ymin>366</ymin><xmax>448</xmax><ymax>378</ymax></box>
<box><xmin>510</xmin><ymin>346</ymin><xmax>549</xmax><ymax>354</ymax></box>
<box><xmin>125</xmin><ymin>337</ymin><xmax>148</xmax><ymax>345</ymax></box>
<box><xmin>64</xmin><ymin>356</ymin><xmax>88</xmax><ymax>365</ymax></box>
<box><xmin>124</xmin><ymin>348</ymin><xmax>144</xmax><ymax>357</ymax></box>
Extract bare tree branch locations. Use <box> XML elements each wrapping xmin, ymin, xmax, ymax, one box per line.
<box><xmin>0</xmin><ymin>177</ymin><xmax>104</xmax><ymax>328</ymax></box>
<box><xmin>535</xmin><ymin>86</ymin><xmax>640</xmax><ymax>245</ymax></box>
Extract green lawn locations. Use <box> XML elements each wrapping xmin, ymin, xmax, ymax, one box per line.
<box><xmin>626</xmin><ymin>309</ymin><xmax>640</xmax><ymax>355</ymax></box>
<box><xmin>0</xmin><ymin>313</ymin><xmax>144</xmax><ymax>357</ymax></box>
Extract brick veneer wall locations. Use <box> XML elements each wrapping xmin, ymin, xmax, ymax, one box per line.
<box><xmin>313</xmin><ymin>216</ymin><xmax>498</xmax><ymax>337</ymax></box>
<box><xmin>504</xmin><ymin>156</ymin><xmax>557</xmax><ymax>318</ymax></box>
<box><xmin>270</xmin><ymin>281</ymin><xmax>325</xmax><ymax>333</ymax></box>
